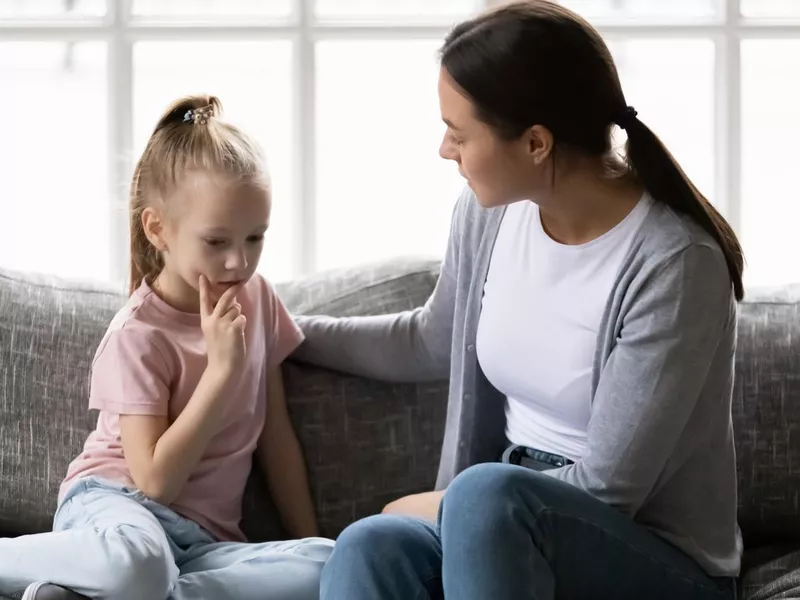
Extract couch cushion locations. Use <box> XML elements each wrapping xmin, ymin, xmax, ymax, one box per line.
<box><xmin>0</xmin><ymin>258</ymin><xmax>446</xmax><ymax>541</ymax></box>
<box><xmin>243</xmin><ymin>257</ymin><xmax>447</xmax><ymax>540</ymax></box>
<box><xmin>740</xmin><ymin>545</ymin><xmax>800</xmax><ymax>599</ymax></box>
<box><xmin>0</xmin><ymin>270</ymin><xmax>123</xmax><ymax>536</ymax></box>
<box><xmin>734</xmin><ymin>285</ymin><xmax>800</xmax><ymax>547</ymax></box>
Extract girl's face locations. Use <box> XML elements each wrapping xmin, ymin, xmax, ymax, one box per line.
<box><xmin>145</xmin><ymin>171</ymin><xmax>271</xmax><ymax>309</ymax></box>
<box><xmin>437</xmin><ymin>67</ymin><xmax>552</xmax><ymax>208</ymax></box>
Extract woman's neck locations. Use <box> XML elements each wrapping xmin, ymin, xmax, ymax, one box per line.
<box><xmin>535</xmin><ymin>162</ymin><xmax>643</xmax><ymax>246</ymax></box>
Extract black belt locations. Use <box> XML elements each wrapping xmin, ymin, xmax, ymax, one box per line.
<box><xmin>501</xmin><ymin>444</ymin><xmax>575</xmax><ymax>472</ymax></box>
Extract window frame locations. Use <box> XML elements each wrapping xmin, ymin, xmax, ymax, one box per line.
<box><xmin>1</xmin><ymin>0</ymin><xmax>798</xmax><ymax>284</ymax></box>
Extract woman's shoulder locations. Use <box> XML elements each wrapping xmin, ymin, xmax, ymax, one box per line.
<box><xmin>628</xmin><ymin>200</ymin><xmax>733</xmax><ymax>312</ymax></box>
<box><xmin>637</xmin><ymin>200</ymin><xmax>728</xmax><ymax>274</ymax></box>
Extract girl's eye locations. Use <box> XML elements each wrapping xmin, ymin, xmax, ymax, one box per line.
<box><xmin>204</xmin><ymin>238</ymin><xmax>227</xmax><ymax>248</ymax></box>
<box><xmin>247</xmin><ymin>235</ymin><xmax>265</xmax><ymax>244</ymax></box>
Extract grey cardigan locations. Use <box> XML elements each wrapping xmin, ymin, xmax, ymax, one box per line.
<box><xmin>293</xmin><ymin>187</ymin><xmax>742</xmax><ymax>577</ymax></box>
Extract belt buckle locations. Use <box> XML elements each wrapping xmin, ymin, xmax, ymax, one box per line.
<box><xmin>508</xmin><ymin>445</ymin><xmax>524</xmax><ymax>466</ymax></box>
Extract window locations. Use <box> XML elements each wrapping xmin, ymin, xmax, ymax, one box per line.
<box><xmin>1</xmin><ymin>0</ymin><xmax>799</xmax><ymax>287</ymax></box>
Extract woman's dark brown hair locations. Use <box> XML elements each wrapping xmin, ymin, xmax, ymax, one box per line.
<box><xmin>441</xmin><ymin>0</ymin><xmax>744</xmax><ymax>300</ymax></box>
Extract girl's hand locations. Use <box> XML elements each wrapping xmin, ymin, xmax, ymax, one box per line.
<box><xmin>199</xmin><ymin>275</ymin><xmax>246</xmax><ymax>377</ymax></box>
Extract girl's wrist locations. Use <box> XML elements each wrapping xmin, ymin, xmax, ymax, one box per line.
<box><xmin>204</xmin><ymin>361</ymin><xmax>236</xmax><ymax>389</ymax></box>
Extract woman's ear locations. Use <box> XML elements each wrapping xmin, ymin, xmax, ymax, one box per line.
<box><xmin>141</xmin><ymin>206</ymin><xmax>168</xmax><ymax>252</ymax></box>
<box><xmin>527</xmin><ymin>124</ymin><xmax>554</xmax><ymax>166</ymax></box>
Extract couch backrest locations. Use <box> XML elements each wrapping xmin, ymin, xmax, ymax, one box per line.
<box><xmin>2</xmin><ymin>264</ymin><xmax>800</xmax><ymax>546</ymax></box>
<box><xmin>0</xmin><ymin>271</ymin><xmax>121</xmax><ymax>536</ymax></box>
<box><xmin>733</xmin><ymin>286</ymin><xmax>800</xmax><ymax>545</ymax></box>
<box><xmin>0</xmin><ymin>261</ymin><xmax>447</xmax><ymax>540</ymax></box>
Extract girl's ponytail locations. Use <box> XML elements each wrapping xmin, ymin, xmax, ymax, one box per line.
<box><xmin>127</xmin><ymin>94</ymin><xmax>262</xmax><ymax>295</ymax></box>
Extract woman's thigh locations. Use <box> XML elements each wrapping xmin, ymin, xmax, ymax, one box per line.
<box><xmin>321</xmin><ymin>514</ymin><xmax>443</xmax><ymax>600</ymax></box>
<box><xmin>440</xmin><ymin>463</ymin><xmax>736</xmax><ymax>600</ymax></box>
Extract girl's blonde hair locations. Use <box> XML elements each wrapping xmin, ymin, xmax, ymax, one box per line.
<box><xmin>129</xmin><ymin>95</ymin><xmax>268</xmax><ymax>295</ymax></box>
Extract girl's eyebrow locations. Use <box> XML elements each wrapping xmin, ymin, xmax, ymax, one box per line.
<box><xmin>202</xmin><ymin>225</ymin><xmax>269</xmax><ymax>235</ymax></box>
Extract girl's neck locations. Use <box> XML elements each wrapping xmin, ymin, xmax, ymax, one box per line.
<box><xmin>152</xmin><ymin>270</ymin><xmax>201</xmax><ymax>314</ymax></box>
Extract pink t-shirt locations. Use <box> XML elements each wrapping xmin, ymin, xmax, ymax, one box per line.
<box><xmin>60</xmin><ymin>274</ymin><xmax>303</xmax><ymax>542</ymax></box>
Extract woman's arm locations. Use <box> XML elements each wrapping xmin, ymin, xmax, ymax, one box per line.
<box><xmin>292</xmin><ymin>275</ymin><xmax>456</xmax><ymax>383</ymax></box>
<box><xmin>257</xmin><ymin>365</ymin><xmax>320</xmax><ymax>539</ymax></box>
<box><xmin>291</xmin><ymin>189</ymin><xmax>473</xmax><ymax>383</ymax></box>
<box><xmin>544</xmin><ymin>243</ymin><xmax>735</xmax><ymax>515</ymax></box>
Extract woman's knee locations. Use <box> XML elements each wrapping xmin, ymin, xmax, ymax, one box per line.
<box><xmin>322</xmin><ymin>515</ymin><xmax>442</xmax><ymax>599</ymax></box>
<box><xmin>333</xmin><ymin>514</ymin><xmax>432</xmax><ymax>562</ymax></box>
<box><xmin>442</xmin><ymin>463</ymin><xmax>546</xmax><ymax>529</ymax></box>
<box><xmin>93</xmin><ymin>524</ymin><xmax>177</xmax><ymax>600</ymax></box>
<box><xmin>447</xmin><ymin>463</ymin><xmax>532</xmax><ymax>501</ymax></box>
<box><xmin>325</xmin><ymin>513</ymin><xmax>441</xmax><ymax>581</ymax></box>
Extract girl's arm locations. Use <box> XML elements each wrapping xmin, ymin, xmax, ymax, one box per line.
<box><xmin>120</xmin><ymin>365</ymin><xmax>234</xmax><ymax>506</ymax></box>
<box><xmin>256</xmin><ymin>365</ymin><xmax>319</xmax><ymax>539</ymax></box>
<box><xmin>120</xmin><ymin>279</ymin><xmax>246</xmax><ymax>505</ymax></box>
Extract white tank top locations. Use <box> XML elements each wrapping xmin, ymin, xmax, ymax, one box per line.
<box><xmin>477</xmin><ymin>194</ymin><xmax>653</xmax><ymax>461</ymax></box>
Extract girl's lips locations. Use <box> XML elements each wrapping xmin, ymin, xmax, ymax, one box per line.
<box><xmin>213</xmin><ymin>279</ymin><xmax>243</xmax><ymax>290</ymax></box>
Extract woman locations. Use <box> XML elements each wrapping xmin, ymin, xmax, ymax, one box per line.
<box><xmin>293</xmin><ymin>1</ymin><xmax>743</xmax><ymax>598</ymax></box>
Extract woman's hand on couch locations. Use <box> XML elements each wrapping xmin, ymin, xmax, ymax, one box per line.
<box><xmin>382</xmin><ymin>490</ymin><xmax>445</xmax><ymax>522</ymax></box>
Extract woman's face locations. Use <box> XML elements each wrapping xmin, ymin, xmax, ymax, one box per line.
<box><xmin>437</xmin><ymin>67</ymin><xmax>550</xmax><ymax>208</ymax></box>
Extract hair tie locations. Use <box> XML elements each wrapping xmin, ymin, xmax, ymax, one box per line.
<box><xmin>615</xmin><ymin>106</ymin><xmax>638</xmax><ymax>130</ymax></box>
<box><xmin>183</xmin><ymin>105</ymin><xmax>214</xmax><ymax>125</ymax></box>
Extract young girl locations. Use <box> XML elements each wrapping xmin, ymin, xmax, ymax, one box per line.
<box><xmin>0</xmin><ymin>95</ymin><xmax>334</xmax><ymax>600</ymax></box>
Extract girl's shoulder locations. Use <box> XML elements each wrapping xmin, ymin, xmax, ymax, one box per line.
<box><xmin>241</xmin><ymin>272</ymin><xmax>287</xmax><ymax>316</ymax></box>
<box><xmin>93</xmin><ymin>284</ymin><xmax>177</xmax><ymax>367</ymax></box>
<box><xmin>243</xmin><ymin>273</ymin><xmax>304</xmax><ymax>369</ymax></box>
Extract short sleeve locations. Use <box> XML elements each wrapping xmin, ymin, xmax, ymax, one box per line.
<box><xmin>89</xmin><ymin>327</ymin><xmax>173</xmax><ymax>416</ymax></box>
<box><xmin>264</xmin><ymin>282</ymin><xmax>304</xmax><ymax>371</ymax></box>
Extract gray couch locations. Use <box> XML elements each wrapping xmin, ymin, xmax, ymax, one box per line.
<box><xmin>1</xmin><ymin>259</ymin><xmax>800</xmax><ymax>599</ymax></box>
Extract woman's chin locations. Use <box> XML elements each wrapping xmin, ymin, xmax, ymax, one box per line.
<box><xmin>473</xmin><ymin>187</ymin><xmax>520</xmax><ymax>210</ymax></box>
<box><xmin>473</xmin><ymin>188</ymin><xmax>501</xmax><ymax>209</ymax></box>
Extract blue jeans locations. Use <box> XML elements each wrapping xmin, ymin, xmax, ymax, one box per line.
<box><xmin>0</xmin><ymin>477</ymin><xmax>334</xmax><ymax>600</ymax></box>
<box><xmin>320</xmin><ymin>463</ymin><xmax>737</xmax><ymax>600</ymax></box>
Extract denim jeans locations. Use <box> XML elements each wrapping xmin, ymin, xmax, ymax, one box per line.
<box><xmin>0</xmin><ymin>477</ymin><xmax>334</xmax><ymax>600</ymax></box>
<box><xmin>320</xmin><ymin>462</ymin><xmax>737</xmax><ymax>600</ymax></box>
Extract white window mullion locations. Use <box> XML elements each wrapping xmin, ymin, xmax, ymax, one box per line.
<box><xmin>718</xmin><ymin>0</ymin><xmax>741</xmax><ymax>235</ymax></box>
<box><xmin>108</xmin><ymin>0</ymin><xmax>133</xmax><ymax>289</ymax></box>
<box><xmin>295</xmin><ymin>0</ymin><xmax>316</xmax><ymax>277</ymax></box>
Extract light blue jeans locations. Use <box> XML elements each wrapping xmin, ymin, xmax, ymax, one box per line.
<box><xmin>321</xmin><ymin>463</ymin><xmax>738</xmax><ymax>600</ymax></box>
<box><xmin>0</xmin><ymin>477</ymin><xmax>334</xmax><ymax>600</ymax></box>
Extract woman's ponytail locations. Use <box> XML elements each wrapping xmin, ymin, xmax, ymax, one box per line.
<box><xmin>623</xmin><ymin>114</ymin><xmax>744</xmax><ymax>301</ymax></box>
